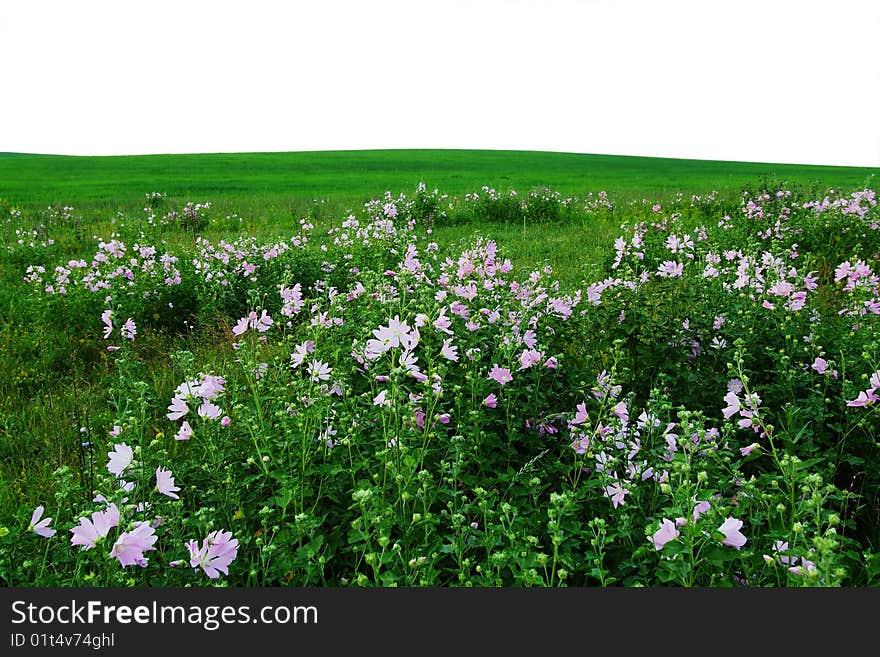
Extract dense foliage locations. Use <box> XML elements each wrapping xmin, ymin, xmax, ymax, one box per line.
<box><xmin>2</xmin><ymin>182</ymin><xmax>879</xmax><ymax>586</ymax></box>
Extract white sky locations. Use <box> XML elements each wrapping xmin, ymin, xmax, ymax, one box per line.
<box><xmin>1</xmin><ymin>0</ymin><xmax>878</xmax><ymax>166</ymax></box>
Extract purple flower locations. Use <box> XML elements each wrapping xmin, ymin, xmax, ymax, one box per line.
<box><xmin>307</xmin><ymin>360</ymin><xmax>332</xmax><ymax>383</ymax></box>
<box><xmin>811</xmin><ymin>357</ymin><xmax>827</xmax><ymax>374</ymax></box>
<box><xmin>571</xmin><ymin>402</ymin><xmax>589</xmax><ymax>426</ymax></box>
<box><xmin>740</xmin><ymin>442</ymin><xmax>759</xmax><ymax>456</ymax></box>
<box><xmin>488</xmin><ymin>364</ymin><xmax>513</xmax><ymax>385</ymax></box>
<box><xmin>692</xmin><ymin>500</ymin><xmax>711</xmax><ymax>522</ymax></box>
<box><xmin>121</xmin><ymin>318</ymin><xmax>137</xmax><ymax>340</ymax></box>
<box><xmin>254</xmin><ymin>310</ymin><xmax>273</xmax><ymax>332</ymax></box>
<box><xmin>175</xmin><ymin>420</ymin><xmax>193</xmax><ymax>441</ymax></box>
<box><xmin>107</xmin><ymin>443</ymin><xmax>133</xmax><ymax>477</ymax></box>
<box><xmin>197</xmin><ymin>400</ymin><xmax>222</xmax><ymax>420</ymax></box>
<box><xmin>604</xmin><ymin>480</ymin><xmax>629</xmax><ymax>508</ymax></box>
<box><xmin>220</xmin><ymin>415</ymin><xmax>231</xmax><ymax>427</ymax></box>
<box><xmin>28</xmin><ymin>505</ymin><xmax>56</xmax><ymax>538</ymax></box>
<box><xmin>232</xmin><ymin>316</ymin><xmax>249</xmax><ymax>336</ymax></box>
<box><xmin>483</xmin><ymin>393</ymin><xmax>498</xmax><ymax>409</ymax></box>
<box><xmin>186</xmin><ymin>530</ymin><xmax>239</xmax><ymax>579</ymax></box>
<box><xmin>290</xmin><ymin>341</ymin><xmax>315</xmax><ymax>368</ymax></box>
<box><xmin>156</xmin><ymin>467</ymin><xmax>181</xmax><ymax>499</ymax></box>
<box><xmin>199</xmin><ymin>374</ymin><xmax>226</xmax><ymax>400</ymax></box>
<box><xmin>372</xmin><ymin>315</ymin><xmax>412</xmax><ymax>350</ymax></box>
<box><xmin>166</xmin><ymin>395</ymin><xmax>188</xmax><ymax>421</ymax></box>
<box><xmin>657</xmin><ymin>261</ymin><xmax>684</xmax><ymax>278</ymax></box>
<box><xmin>649</xmin><ymin>518</ymin><xmax>680</xmax><ymax>550</ymax></box>
<box><xmin>719</xmin><ymin>517</ymin><xmax>747</xmax><ymax>549</ymax></box>
<box><xmin>101</xmin><ymin>309</ymin><xmax>113</xmax><ymax>339</ymax></box>
<box><xmin>440</xmin><ymin>339</ymin><xmax>459</xmax><ymax>362</ymax></box>
<box><xmin>110</xmin><ymin>521</ymin><xmax>157</xmax><ymax>567</ymax></box>
<box><xmin>722</xmin><ymin>391</ymin><xmax>740</xmax><ymax>419</ymax></box>
<box><xmin>847</xmin><ymin>389</ymin><xmax>878</xmax><ymax>407</ymax></box>
<box><xmin>70</xmin><ymin>504</ymin><xmax>120</xmax><ymax>550</ymax></box>
<box><xmin>517</xmin><ymin>349</ymin><xmax>544</xmax><ymax>370</ymax></box>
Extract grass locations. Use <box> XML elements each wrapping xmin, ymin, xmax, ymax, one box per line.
<box><xmin>1</xmin><ymin>149</ymin><xmax>877</xmax><ymax>215</ymax></box>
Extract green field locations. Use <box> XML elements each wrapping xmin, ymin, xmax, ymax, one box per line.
<box><xmin>4</xmin><ymin>148</ymin><xmax>876</xmax><ymax>288</ymax></box>
<box><xmin>2</xmin><ymin>149</ymin><xmax>877</xmax><ymax>213</ymax></box>
<box><xmin>3</xmin><ymin>149</ymin><xmax>880</xmax><ymax>586</ymax></box>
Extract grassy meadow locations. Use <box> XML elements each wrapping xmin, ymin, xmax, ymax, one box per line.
<box><xmin>2</xmin><ymin>149</ymin><xmax>880</xmax><ymax>586</ymax></box>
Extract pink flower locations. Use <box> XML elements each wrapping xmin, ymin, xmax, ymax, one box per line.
<box><xmin>306</xmin><ymin>360</ymin><xmax>331</xmax><ymax>383</ymax></box>
<box><xmin>254</xmin><ymin>310</ymin><xmax>273</xmax><ymax>332</ymax></box>
<box><xmin>572</xmin><ymin>402</ymin><xmax>589</xmax><ymax>426</ymax></box>
<box><xmin>722</xmin><ymin>391</ymin><xmax>740</xmax><ymax>419</ymax></box>
<box><xmin>740</xmin><ymin>442</ymin><xmax>759</xmax><ymax>456</ymax></box>
<box><xmin>811</xmin><ymin>357</ymin><xmax>828</xmax><ymax>374</ymax></box>
<box><xmin>692</xmin><ymin>500</ymin><xmax>711</xmax><ymax>522</ymax></box>
<box><xmin>544</xmin><ymin>356</ymin><xmax>558</xmax><ymax>369</ymax></box>
<box><xmin>220</xmin><ymin>415</ymin><xmax>231</xmax><ymax>427</ymax></box>
<box><xmin>109</xmin><ymin>425</ymin><xmax>122</xmax><ymax>437</ymax></box>
<box><xmin>28</xmin><ymin>505</ymin><xmax>56</xmax><ymax>538</ymax></box>
<box><xmin>372</xmin><ymin>315</ymin><xmax>412</xmax><ymax>349</ymax></box>
<box><xmin>719</xmin><ymin>517</ymin><xmax>747</xmax><ymax>549</ymax></box>
<box><xmin>373</xmin><ymin>390</ymin><xmax>391</xmax><ymax>407</ymax></box>
<box><xmin>290</xmin><ymin>341</ymin><xmax>315</xmax><ymax>368</ymax></box>
<box><xmin>657</xmin><ymin>261</ymin><xmax>684</xmax><ymax>278</ymax></box>
<box><xmin>518</xmin><ymin>349</ymin><xmax>544</xmax><ymax>370</ymax></box>
<box><xmin>175</xmin><ymin>421</ymin><xmax>193</xmax><ymax>441</ymax></box>
<box><xmin>847</xmin><ymin>390</ymin><xmax>878</xmax><ymax>407</ymax></box>
<box><xmin>604</xmin><ymin>480</ymin><xmax>629</xmax><ymax>508</ymax></box>
<box><xmin>488</xmin><ymin>364</ymin><xmax>513</xmax><ymax>385</ymax></box>
<box><xmin>197</xmin><ymin>400</ymin><xmax>222</xmax><ymax>420</ymax></box>
<box><xmin>110</xmin><ymin>521</ymin><xmax>157</xmax><ymax>567</ymax></box>
<box><xmin>649</xmin><ymin>518</ymin><xmax>680</xmax><ymax>550</ymax></box>
<box><xmin>232</xmin><ymin>316</ymin><xmax>249</xmax><ymax>336</ymax></box>
<box><xmin>166</xmin><ymin>395</ymin><xmax>188</xmax><ymax>421</ymax></box>
<box><xmin>483</xmin><ymin>393</ymin><xmax>498</xmax><ymax>408</ymax></box>
<box><xmin>101</xmin><ymin>309</ymin><xmax>113</xmax><ymax>339</ymax></box>
<box><xmin>107</xmin><ymin>443</ymin><xmax>133</xmax><ymax>477</ymax></box>
<box><xmin>156</xmin><ymin>467</ymin><xmax>181</xmax><ymax>499</ymax></box>
<box><xmin>440</xmin><ymin>339</ymin><xmax>459</xmax><ymax>362</ymax></box>
<box><xmin>70</xmin><ymin>504</ymin><xmax>120</xmax><ymax>550</ymax></box>
<box><xmin>186</xmin><ymin>530</ymin><xmax>239</xmax><ymax>579</ymax></box>
<box><xmin>121</xmin><ymin>318</ymin><xmax>137</xmax><ymax>340</ymax></box>
<box><xmin>199</xmin><ymin>374</ymin><xmax>226</xmax><ymax>400</ymax></box>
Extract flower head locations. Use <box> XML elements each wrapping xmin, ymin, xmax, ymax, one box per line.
<box><xmin>719</xmin><ymin>517</ymin><xmax>747</xmax><ymax>549</ymax></box>
<box><xmin>488</xmin><ymin>364</ymin><xmax>513</xmax><ymax>385</ymax></box>
<box><xmin>197</xmin><ymin>400</ymin><xmax>222</xmax><ymax>420</ymax></box>
<box><xmin>175</xmin><ymin>420</ymin><xmax>193</xmax><ymax>441</ymax></box>
<box><xmin>307</xmin><ymin>360</ymin><xmax>332</xmax><ymax>383</ymax></box>
<box><xmin>121</xmin><ymin>318</ymin><xmax>137</xmax><ymax>340</ymax></box>
<box><xmin>166</xmin><ymin>395</ymin><xmax>189</xmax><ymax>421</ymax></box>
<box><xmin>186</xmin><ymin>529</ymin><xmax>239</xmax><ymax>579</ymax></box>
<box><xmin>101</xmin><ymin>309</ymin><xmax>113</xmax><ymax>339</ymax></box>
<box><xmin>649</xmin><ymin>518</ymin><xmax>680</xmax><ymax>550</ymax></box>
<box><xmin>692</xmin><ymin>500</ymin><xmax>711</xmax><ymax>522</ymax></box>
<box><xmin>107</xmin><ymin>443</ymin><xmax>133</xmax><ymax>477</ymax></box>
<box><xmin>70</xmin><ymin>504</ymin><xmax>120</xmax><ymax>550</ymax></box>
<box><xmin>28</xmin><ymin>505</ymin><xmax>56</xmax><ymax>538</ymax></box>
<box><xmin>156</xmin><ymin>467</ymin><xmax>181</xmax><ymax>499</ymax></box>
<box><xmin>110</xmin><ymin>521</ymin><xmax>157</xmax><ymax>567</ymax></box>
<box><xmin>440</xmin><ymin>339</ymin><xmax>459</xmax><ymax>362</ymax></box>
